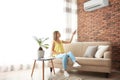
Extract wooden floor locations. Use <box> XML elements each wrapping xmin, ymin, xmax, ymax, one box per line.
<box><xmin>0</xmin><ymin>68</ymin><xmax>120</xmax><ymax>80</ymax></box>
<box><xmin>0</xmin><ymin>68</ymin><xmax>59</xmax><ymax>80</ymax></box>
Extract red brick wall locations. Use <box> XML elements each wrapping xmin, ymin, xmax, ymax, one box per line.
<box><xmin>77</xmin><ymin>0</ymin><xmax>120</xmax><ymax>70</ymax></box>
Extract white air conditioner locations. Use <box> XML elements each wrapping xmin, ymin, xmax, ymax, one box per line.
<box><xmin>84</xmin><ymin>0</ymin><xmax>109</xmax><ymax>11</ymax></box>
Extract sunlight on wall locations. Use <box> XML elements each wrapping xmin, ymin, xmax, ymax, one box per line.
<box><xmin>0</xmin><ymin>0</ymin><xmax>66</xmax><ymax>65</ymax></box>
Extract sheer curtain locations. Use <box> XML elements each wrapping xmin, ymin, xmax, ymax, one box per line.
<box><xmin>0</xmin><ymin>0</ymin><xmax>77</xmax><ymax>72</ymax></box>
<box><xmin>0</xmin><ymin>0</ymin><xmax>66</xmax><ymax>71</ymax></box>
<box><xmin>64</xmin><ymin>0</ymin><xmax>77</xmax><ymax>41</ymax></box>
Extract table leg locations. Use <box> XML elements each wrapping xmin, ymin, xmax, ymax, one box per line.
<box><xmin>42</xmin><ymin>60</ymin><xmax>44</xmax><ymax>80</ymax></box>
<box><xmin>31</xmin><ymin>60</ymin><xmax>36</xmax><ymax>77</ymax></box>
<box><xmin>51</xmin><ymin>60</ymin><xmax>55</xmax><ymax>74</ymax></box>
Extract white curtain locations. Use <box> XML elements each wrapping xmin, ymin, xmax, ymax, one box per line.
<box><xmin>64</xmin><ymin>0</ymin><xmax>77</xmax><ymax>41</ymax></box>
<box><xmin>0</xmin><ymin>0</ymin><xmax>66</xmax><ymax>71</ymax></box>
<box><xmin>0</xmin><ymin>0</ymin><xmax>76</xmax><ymax>69</ymax></box>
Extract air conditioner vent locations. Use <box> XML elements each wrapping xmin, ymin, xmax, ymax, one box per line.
<box><xmin>85</xmin><ymin>4</ymin><xmax>101</xmax><ymax>10</ymax></box>
<box><xmin>84</xmin><ymin>0</ymin><xmax>109</xmax><ymax>11</ymax></box>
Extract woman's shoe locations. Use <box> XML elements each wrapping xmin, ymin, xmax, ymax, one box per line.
<box><xmin>73</xmin><ymin>62</ymin><xmax>81</xmax><ymax>68</ymax></box>
<box><xmin>64</xmin><ymin>71</ymin><xmax>69</xmax><ymax>77</ymax></box>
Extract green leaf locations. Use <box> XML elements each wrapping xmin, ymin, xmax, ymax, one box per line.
<box><xmin>33</xmin><ymin>36</ymin><xmax>49</xmax><ymax>49</ymax></box>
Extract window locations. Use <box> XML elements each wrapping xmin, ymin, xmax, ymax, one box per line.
<box><xmin>0</xmin><ymin>0</ymin><xmax>77</xmax><ymax>66</ymax></box>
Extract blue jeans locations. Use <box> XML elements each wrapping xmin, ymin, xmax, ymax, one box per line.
<box><xmin>55</xmin><ymin>51</ymin><xmax>76</xmax><ymax>70</ymax></box>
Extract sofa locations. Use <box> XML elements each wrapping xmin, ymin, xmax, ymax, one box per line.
<box><xmin>48</xmin><ymin>42</ymin><xmax>112</xmax><ymax>77</ymax></box>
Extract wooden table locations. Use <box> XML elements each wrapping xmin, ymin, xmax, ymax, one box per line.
<box><xmin>31</xmin><ymin>57</ymin><xmax>55</xmax><ymax>80</ymax></box>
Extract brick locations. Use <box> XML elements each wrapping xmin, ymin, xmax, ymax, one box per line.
<box><xmin>77</xmin><ymin>0</ymin><xmax>120</xmax><ymax>70</ymax></box>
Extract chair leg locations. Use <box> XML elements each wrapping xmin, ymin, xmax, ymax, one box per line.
<box><xmin>105</xmin><ymin>73</ymin><xmax>109</xmax><ymax>78</ymax></box>
<box><xmin>49</xmin><ymin>67</ymin><xmax>53</xmax><ymax>80</ymax></box>
<box><xmin>51</xmin><ymin>60</ymin><xmax>55</xmax><ymax>74</ymax></box>
<box><xmin>50</xmin><ymin>67</ymin><xmax>52</xmax><ymax>73</ymax></box>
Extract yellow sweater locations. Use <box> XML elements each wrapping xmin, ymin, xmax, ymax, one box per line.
<box><xmin>53</xmin><ymin>40</ymin><xmax>64</xmax><ymax>56</ymax></box>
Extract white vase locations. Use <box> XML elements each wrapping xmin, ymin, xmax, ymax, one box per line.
<box><xmin>37</xmin><ymin>50</ymin><xmax>44</xmax><ymax>59</ymax></box>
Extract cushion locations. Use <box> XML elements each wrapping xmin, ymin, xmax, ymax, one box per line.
<box><xmin>95</xmin><ymin>45</ymin><xmax>109</xmax><ymax>58</ymax></box>
<box><xmin>76</xmin><ymin>57</ymin><xmax>111</xmax><ymax>66</ymax></box>
<box><xmin>84</xmin><ymin>46</ymin><xmax>98</xmax><ymax>58</ymax></box>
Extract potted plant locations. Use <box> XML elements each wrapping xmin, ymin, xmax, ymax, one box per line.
<box><xmin>34</xmin><ymin>36</ymin><xmax>49</xmax><ymax>59</ymax></box>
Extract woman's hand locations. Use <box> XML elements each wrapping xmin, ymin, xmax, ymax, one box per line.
<box><xmin>62</xmin><ymin>30</ymin><xmax>77</xmax><ymax>44</ymax></box>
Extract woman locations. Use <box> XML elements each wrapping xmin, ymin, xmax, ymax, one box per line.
<box><xmin>51</xmin><ymin>30</ymin><xmax>81</xmax><ymax>77</ymax></box>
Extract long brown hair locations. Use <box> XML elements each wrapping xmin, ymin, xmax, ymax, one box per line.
<box><xmin>53</xmin><ymin>31</ymin><xmax>59</xmax><ymax>41</ymax></box>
